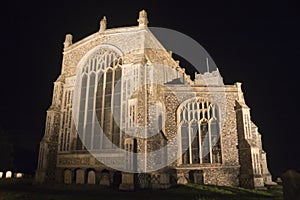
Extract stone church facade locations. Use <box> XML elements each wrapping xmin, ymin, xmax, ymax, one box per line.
<box><xmin>35</xmin><ymin>10</ymin><xmax>275</xmax><ymax>189</ymax></box>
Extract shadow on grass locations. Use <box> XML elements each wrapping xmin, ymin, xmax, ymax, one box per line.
<box><xmin>0</xmin><ymin>178</ymin><xmax>283</xmax><ymax>200</ymax></box>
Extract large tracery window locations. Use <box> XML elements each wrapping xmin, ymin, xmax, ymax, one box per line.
<box><xmin>179</xmin><ymin>100</ymin><xmax>222</xmax><ymax>164</ymax></box>
<box><xmin>76</xmin><ymin>47</ymin><xmax>122</xmax><ymax>150</ymax></box>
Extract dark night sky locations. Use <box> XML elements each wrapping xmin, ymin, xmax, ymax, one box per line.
<box><xmin>0</xmin><ymin>0</ymin><xmax>299</xmax><ymax>178</ymax></box>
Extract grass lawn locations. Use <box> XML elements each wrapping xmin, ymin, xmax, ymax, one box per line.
<box><xmin>0</xmin><ymin>178</ymin><xmax>283</xmax><ymax>200</ymax></box>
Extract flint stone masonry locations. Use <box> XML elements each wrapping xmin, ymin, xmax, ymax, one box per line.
<box><xmin>35</xmin><ymin>10</ymin><xmax>274</xmax><ymax>190</ymax></box>
<box><xmin>119</xmin><ymin>173</ymin><xmax>134</xmax><ymax>190</ymax></box>
<box><xmin>75</xmin><ymin>169</ymin><xmax>85</xmax><ymax>184</ymax></box>
<box><xmin>63</xmin><ymin>169</ymin><xmax>72</xmax><ymax>184</ymax></box>
<box><xmin>99</xmin><ymin>171</ymin><xmax>110</xmax><ymax>186</ymax></box>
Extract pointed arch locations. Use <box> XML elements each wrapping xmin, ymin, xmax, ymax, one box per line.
<box><xmin>177</xmin><ymin>98</ymin><xmax>222</xmax><ymax>165</ymax></box>
<box><xmin>74</xmin><ymin>45</ymin><xmax>123</xmax><ymax>151</ymax></box>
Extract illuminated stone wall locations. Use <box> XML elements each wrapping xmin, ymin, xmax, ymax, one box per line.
<box><xmin>35</xmin><ymin>10</ymin><xmax>274</xmax><ymax>189</ymax></box>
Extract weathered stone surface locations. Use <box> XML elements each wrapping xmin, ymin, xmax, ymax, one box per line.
<box><xmin>35</xmin><ymin>10</ymin><xmax>274</xmax><ymax>190</ymax></box>
<box><xmin>137</xmin><ymin>173</ymin><xmax>150</xmax><ymax>188</ymax></box>
<box><xmin>189</xmin><ymin>170</ymin><xmax>203</xmax><ymax>184</ymax></box>
<box><xmin>119</xmin><ymin>173</ymin><xmax>134</xmax><ymax>190</ymax></box>
<box><xmin>253</xmin><ymin>176</ymin><xmax>265</xmax><ymax>189</ymax></box>
<box><xmin>177</xmin><ymin>176</ymin><xmax>188</xmax><ymax>185</ymax></box>
<box><xmin>63</xmin><ymin>169</ymin><xmax>72</xmax><ymax>184</ymax></box>
<box><xmin>75</xmin><ymin>169</ymin><xmax>85</xmax><ymax>184</ymax></box>
<box><xmin>87</xmin><ymin>171</ymin><xmax>96</xmax><ymax>184</ymax></box>
<box><xmin>159</xmin><ymin>173</ymin><xmax>171</xmax><ymax>189</ymax></box>
<box><xmin>99</xmin><ymin>171</ymin><xmax>110</xmax><ymax>186</ymax></box>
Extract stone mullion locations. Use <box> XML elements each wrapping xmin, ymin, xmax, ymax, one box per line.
<box><xmin>198</xmin><ymin>122</ymin><xmax>202</xmax><ymax>164</ymax></box>
<box><xmin>188</xmin><ymin>125</ymin><xmax>192</xmax><ymax>164</ymax></box>
<box><xmin>178</xmin><ymin>108</ymin><xmax>183</xmax><ymax>165</ymax></box>
<box><xmin>87</xmin><ymin>74</ymin><xmax>94</xmax><ymax>150</ymax></box>
<box><xmin>188</xmin><ymin>103</ymin><xmax>192</xmax><ymax>164</ymax></box>
<box><xmin>82</xmin><ymin>74</ymin><xmax>91</xmax><ymax>150</ymax></box>
<box><xmin>217</xmin><ymin>104</ymin><xmax>224</xmax><ymax>164</ymax></box>
<box><xmin>100</xmin><ymin>72</ymin><xmax>106</xmax><ymax>149</ymax></box>
<box><xmin>89</xmin><ymin>57</ymin><xmax>97</xmax><ymax>150</ymax></box>
<box><xmin>91</xmin><ymin>73</ymin><xmax>98</xmax><ymax>150</ymax></box>
<box><xmin>90</xmin><ymin>74</ymin><xmax>97</xmax><ymax>149</ymax></box>
<box><xmin>110</xmin><ymin>69</ymin><xmax>115</xmax><ymax>148</ymax></box>
<box><xmin>119</xmin><ymin>66</ymin><xmax>124</xmax><ymax>149</ymax></box>
<box><xmin>207</xmin><ymin>104</ymin><xmax>213</xmax><ymax>164</ymax></box>
<box><xmin>107</xmin><ymin>57</ymin><xmax>113</xmax><ymax>148</ymax></box>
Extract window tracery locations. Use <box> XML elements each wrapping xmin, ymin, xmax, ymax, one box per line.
<box><xmin>179</xmin><ymin>100</ymin><xmax>222</xmax><ymax>164</ymax></box>
<box><xmin>75</xmin><ymin>47</ymin><xmax>122</xmax><ymax>150</ymax></box>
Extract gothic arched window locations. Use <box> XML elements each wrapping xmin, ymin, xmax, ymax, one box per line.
<box><xmin>178</xmin><ymin>100</ymin><xmax>222</xmax><ymax>164</ymax></box>
<box><xmin>74</xmin><ymin>46</ymin><xmax>122</xmax><ymax>151</ymax></box>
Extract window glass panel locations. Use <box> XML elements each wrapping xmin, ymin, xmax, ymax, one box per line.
<box><xmin>191</xmin><ymin>122</ymin><xmax>199</xmax><ymax>164</ymax></box>
<box><xmin>75</xmin><ymin>48</ymin><xmax>123</xmax><ymax>151</ymax></box>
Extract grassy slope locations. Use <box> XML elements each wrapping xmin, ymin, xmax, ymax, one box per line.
<box><xmin>0</xmin><ymin>178</ymin><xmax>283</xmax><ymax>200</ymax></box>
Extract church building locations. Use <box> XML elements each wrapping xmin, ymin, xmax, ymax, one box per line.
<box><xmin>35</xmin><ymin>10</ymin><xmax>275</xmax><ymax>189</ymax></box>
